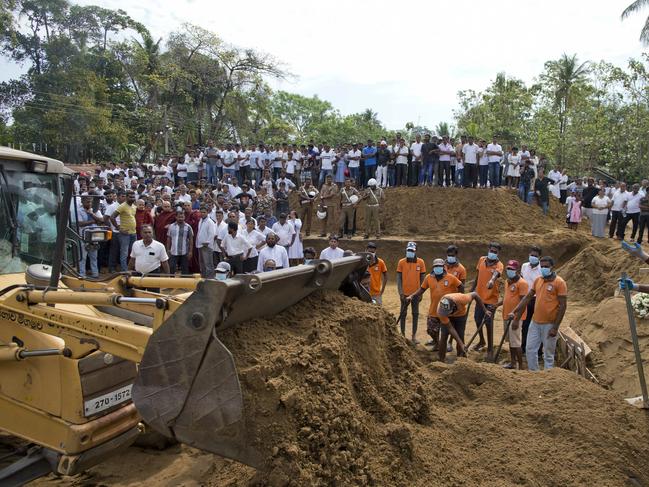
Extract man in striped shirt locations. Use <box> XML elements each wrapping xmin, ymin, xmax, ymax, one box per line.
<box><xmin>166</xmin><ymin>210</ymin><xmax>194</xmax><ymax>275</ymax></box>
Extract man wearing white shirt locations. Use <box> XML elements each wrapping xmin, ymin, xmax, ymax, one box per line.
<box><xmin>520</xmin><ymin>245</ymin><xmax>543</xmax><ymax>353</ymax></box>
<box><xmin>394</xmin><ymin>139</ymin><xmax>409</xmax><ymax>187</ymax></box>
<box><xmin>128</xmin><ymin>224</ymin><xmax>169</xmax><ymax>275</ymax></box>
<box><xmin>438</xmin><ymin>136</ymin><xmax>454</xmax><ymax>188</ymax></box>
<box><xmin>221</xmin><ymin>221</ymin><xmax>252</xmax><ymax>274</ymax></box>
<box><xmin>621</xmin><ymin>183</ymin><xmax>643</xmax><ymax>241</ymax></box>
<box><xmin>238</xmin><ymin>145</ymin><xmax>251</xmax><ymax>183</ymax></box>
<box><xmin>248</xmin><ymin>144</ymin><xmax>262</xmax><ymax>183</ymax></box>
<box><xmin>346</xmin><ymin>143</ymin><xmax>362</xmax><ymax>187</ymax></box>
<box><xmin>319</xmin><ymin>235</ymin><xmax>345</xmax><ymax>260</ymax></box>
<box><xmin>409</xmin><ymin>135</ymin><xmax>423</xmax><ymax>187</ymax></box>
<box><xmin>318</xmin><ymin>144</ymin><xmax>336</xmax><ymax>186</ymax></box>
<box><xmin>257</xmin><ymin>233</ymin><xmax>289</xmax><ymax>271</ymax></box>
<box><xmin>461</xmin><ymin>136</ymin><xmax>480</xmax><ymax>188</ymax></box>
<box><xmin>486</xmin><ymin>137</ymin><xmax>503</xmax><ymax>188</ymax></box>
<box><xmin>196</xmin><ymin>206</ymin><xmax>217</xmax><ymax>278</ymax></box>
<box><xmin>609</xmin><ymin>182</ymin><xmax>629</xmax><ymax>239</ymax></box>
<box><xmin>271</xmin><ymin>213</ymin><xmax>296</xmax><ymax>248</ymax></box>
<box><xmin>221</xmin><ymin>144</ymin><xmax>237</xmax><ymax>180</ymax></box>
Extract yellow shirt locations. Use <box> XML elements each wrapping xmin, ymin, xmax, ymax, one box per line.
<box><xmin>115</xmin><ymin>202</ymin><xmax>136</xmax><ymax>234</ymax></box>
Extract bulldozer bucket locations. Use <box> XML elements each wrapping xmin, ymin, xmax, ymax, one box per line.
<box><xmin>132</xmin><ymin>254</ymin><xmax>371</xmax><ymax>468</ymax></box>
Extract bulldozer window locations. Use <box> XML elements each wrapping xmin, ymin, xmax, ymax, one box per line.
<box><xmin>0</xmin><ymin>168</ymin><xmax>60</xmax><ymax>274</ymax></box>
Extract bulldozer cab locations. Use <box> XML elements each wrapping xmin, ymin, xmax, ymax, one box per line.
<box><xmin>0</xmin><ymin>150</ymin><xmax>71</xmax><ymax>277</ymax></box>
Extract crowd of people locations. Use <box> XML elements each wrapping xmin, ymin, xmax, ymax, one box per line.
<box><xmin>69</xmin><ymin>135</ymin><xmax>649</xmax><ymax>369</ymax></box>
<box><xmin>561</xmin><ymin>178</ymin><xmax>649</xmax><ymax>242</ymax></box>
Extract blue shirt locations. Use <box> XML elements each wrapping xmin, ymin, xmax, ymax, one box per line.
<box><xmin>363</xmin><ymin>146</ymin><xmax>377</xmax><ymax>166</ymax></box>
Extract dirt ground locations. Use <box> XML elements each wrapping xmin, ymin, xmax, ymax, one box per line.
<box><xmin>31</xmin><ymin>188</ymin><xmax>649</xmax><ymax>486</ymax></box>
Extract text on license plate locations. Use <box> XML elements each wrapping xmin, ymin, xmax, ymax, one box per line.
<box><xmin>84</xmin><ymin>384</ymin><xmax>133</xmax><ymax>416</ymax></box>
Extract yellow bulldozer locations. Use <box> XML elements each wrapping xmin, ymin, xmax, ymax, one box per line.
<box><xmin>0</xmin><ymin>147</ymin><xmax>371</xmax><ymax>485</ymax></box>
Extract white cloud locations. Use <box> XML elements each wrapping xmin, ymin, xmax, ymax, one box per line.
<box><xmin>2</xmin><ymin>0</ymin><xmax>647</xmax><ymax>129</ymax></box>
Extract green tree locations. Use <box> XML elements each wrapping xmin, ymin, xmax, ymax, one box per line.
<box><xmin>622</xmin><ymin>0</ymin><xmax>649</xmax><ymax>44</ymax></box>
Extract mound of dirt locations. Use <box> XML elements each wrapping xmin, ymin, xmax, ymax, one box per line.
<box><xmin>558</xmin><ymin>240</ymin><xmax>649</xmax><ymax>302</ymax></box>
<box><xmin>296</xmin><ymin>187</ymin><xmax>566</xmax><ymax>238</ymax></box>
<box><xmin>572</xmin><ymin>296</ymin><xmax>649</xmax><ymax>398</ymax></box>
<box><xmin>211</xmin><ymin>291</ymin><xmax>649</xmax><ymax>487</ymax></box>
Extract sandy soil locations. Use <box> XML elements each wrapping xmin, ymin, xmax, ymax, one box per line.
<box><xmin>29</xmin><ymin>189</ymin><xmax>649</xmax><ymax>486</ymax></box>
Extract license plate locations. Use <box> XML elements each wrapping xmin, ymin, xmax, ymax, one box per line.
<box><xmin>84</xmin><ymin>384</ymin><xmax>133</xmax><ymax>417</ymax></box>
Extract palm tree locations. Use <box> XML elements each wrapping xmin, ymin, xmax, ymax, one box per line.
<box><xmin>544</xmin><ymin>54</ymin><xmax>590</xmax><ymax>163</ymax></box>
<box><xmin>622</xmin><ymin>0</ymin><xmax>649</xmax><ymax>44</ymax></box>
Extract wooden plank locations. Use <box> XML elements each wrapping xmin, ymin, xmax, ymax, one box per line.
<box><xmin>559</xmin><ymin>326</ymin><xmax>592</xmax><ymax>357</ymax></box>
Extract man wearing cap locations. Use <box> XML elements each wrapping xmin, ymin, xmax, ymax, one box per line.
<box><xmin>508</xmin><ymin>256</ymin><xmax>568</xmax><ymax>371</ymax></box>
<box><xmin>412</xmin><ymin>291</ymin><xmax>490</xmax><ymax>361</ymax></box>
<box><xmin>407</xmin><ymin>258</ymin><xmax>463</xmax><ymax>354</ymax></box>
<box><xmin>366</xmin><ymin>242</ymin><xmax>388</xmax><ymax>304</ymax></box>
<box><xmin>339</xmin><ymin>178</ymin><xmax>360</xmax><ymax>239</ymax></box>
<box><xmin>495</xmin><ymin>260</ymin><xmax>529</xmax><ymax>369</ymax></box>
<box><xmin>318</xmin><ymin>174</ymin><xmax>339</xmax><ymax>237</ymax></box>
<box><xmin>215</xmin><ymin>261</ymin><xmax>231</xmax><ymax>280</ymax></box>
<box><xmin>319</xmin><ymin>235</ymin><xmax>345</xmax><ymax>261</ymax></box>
<box><xmin>397</xmin><ymin>242</ymin><xmax>427</xmax><ymax>343</ymax></box>
<box><xmin>361</xmin><ymin>178</ymin><xmax>384</xmax><ymax>240</ymax></box>
<box><xmin>298</xmin><ymin>179</ymin><xmax>318</xmax><ymax>236</ymax></box>
<box><xmin>257</xmin><ymin>233</ymin><xmax>289</xmax><ymax>272</ymax></box>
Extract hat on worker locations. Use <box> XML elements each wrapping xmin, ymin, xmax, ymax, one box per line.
<box><xmin>367</xmin><ymin>241</ymin><xmax>377</xmax><ymax>249</ymax></box>
<box><xmin>432</xmin><ymin>258</ymin><xmax>445</xmax><ymax>266</ymax></box>
<box><xmin>216</xmin><ymin>262</ymin><xmax>231</xmax><ymax>274</ymax></box>
<box><xmin>406</xmin><ymin>241</ymin><xmax>417</xmax><ymax>251</ymax></box>
<box><xmin>506</xmin><ymin>259</ymin><xmax>520</xmax><ymax>270</ymax></box>
<box><xmin>437</xmin><ymin>296</ymin><xmax>456</xmax><ymax>324</ymax></box>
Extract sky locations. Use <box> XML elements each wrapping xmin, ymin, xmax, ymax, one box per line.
<box><xmin>1</xmin><ymin>0</ymin><xmax>647</xmax><ymax>130</ymax></box>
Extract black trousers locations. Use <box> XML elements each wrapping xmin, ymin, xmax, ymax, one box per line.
<box><xmin>621</xmin><ymin>212</ymin><xmax>640</xmax><ymax>240</ymax></box>
<box><xmin>226</xmin><ymin>255</ymin><xmax>244</xmax><ymax>275</ymax></box>
<box><xmin>609</xmin><ymin>210</ymin><xmax>623</xmax><ymax>238</ymax></box>
<box><xmin>560</xmin><ymin>190</ymin><xmax>567</xmax><ymax>204</ymax></box>
<box><xmin>399</xmin><ymin>295</ymin><xmax>420</xmax><ymax>336</ymax></box>
<box><xmin>521</xmin><ymin>297</ymin><xmax>536</xmax><ymax>353</ymax></box>
<box><xmin>408</xmin><ymin>162</ymin><xmax>420</xmax><ymax>186</ymax></box>
<box><xmin>464</xmin><ymin>164</ymin><xmax>478</xmax><ymax>188</ymax></box>
<box><xmin>439</xmin><ymin>161</ymin><xmax>451</xmax><ymax>187</ymax></box>
<box><xmin>638</xmin><ymin>214</ymin><xmax>649</xmax><ymax>243</ymax></box>
<box><xmin>169</xmin><ymin>254</ymin><xmax>189</xmax><ymax>274</ymax></box>
<box><xmin>396</xmin><ymin>164</ymin><xmax>408</xmax><ymax>186</ymax></box>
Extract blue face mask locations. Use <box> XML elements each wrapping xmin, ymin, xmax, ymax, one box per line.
<box><xmin>529</xmin><ymin>255</ymin><xmax>540</xmax><ymax>266</ymax></box>
<box><xmin>487</xmin><ymin>251</ymin><xmax>498</xmax><ymax>261</ymax></box>
<box><xmin>263</xmin><ymin>267</ymin><xmax>274</xmax><ymax>272</ymax></box>
<box><xmin>541</xmin><ymin>267</ymin><xmax>552</xmax><ymax>277</ymax></box>
<box><xmin>433</xmin><ymin>266</ymin><xmax>444</xmax><ymax>276</ymax></box>
<box><xmin>304</xmin><ymin>259</ymin><xmax>313</xmax><ymax>265</ymax></box>
<box><xmin>447</xmin><ymin>256</ymin><xmax>457</xmax><ymax>264</ymax></box>
<box><xmin>215</xmin><ymin>273</ymin><xmax>228</xmax><ymax>280</ymax></box>
<box><xmin>506</xmin><ymin>269</ymin><xmax>517</xmax><ymax>279</ymax></box>
<box><xmin>406</xmin><ymin>250</ymin><xmax>415</xmax><ymax>259</ymax></box>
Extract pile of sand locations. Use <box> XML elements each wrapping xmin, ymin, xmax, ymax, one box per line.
<box><xmin>572</xmin><ymin>296</ymin><xmax>649</xmax><ymax>398</ymax></box>
<box><xmin>558</xmin><ymin>240</ymin><xmax>649</xmax><ymax>302</ymax></box>
<box><xmin>39</xmin><ymin>291</ymin><xmax>649</xmax><ymax>487</ymax></box>
<box><xmin>296</xmin><ymin>187</ymin><xmax>566</xmax><ymax>238</ymax></box>
<box><xmin>213</xmin><ymin>291</ymin><xmax>649</xmax><ymax>486</ymax></box>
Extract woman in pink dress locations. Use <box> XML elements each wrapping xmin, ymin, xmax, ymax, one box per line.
<box><xmin>568</xmin><ymin>192</ymin><xmax>582</xmax><ymax>230</ymax></box>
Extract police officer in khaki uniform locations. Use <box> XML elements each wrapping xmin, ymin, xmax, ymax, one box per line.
<box><xmin>362</xmin><ymin>178</ymin><xmax>384</xmax><ymax>239</ymax></box>
<box><xmin>298</xmin><ymin>179</ymin><xmax>318</xmax><ymax>236</ymax></box>
<box><xmin>318</xmin><ymin>174</ymin><xmax>339</xmax><ymax>237</ymax></box>
<box><xmin>339</xmin><ymin>178</ymin><xmax>360</xmax><ymax>239</ymax></box>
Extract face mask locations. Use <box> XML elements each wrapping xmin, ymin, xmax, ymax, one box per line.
<box><xmin>433</xmin><ymin>266</ymin><xmax>444</xmax><ymax>276</ymax></box>
<box><xmin>304</xmin><ymin>259</ymin><xmax>313</xmax><ymax>265</ymax></box>
<box><xmin>487</xmin><ymin>252</ymin><xmax>498</xmax><ymax>261</ymax></box>
<box><xmin>529</xmin><ymin>255</ymin><xmax>540</xmax><ymax>266</ymax></box>
<box><xmin>541</xmin><ymin>267</ymin><xmax>552</xmax><ymax>278</ymax></box>
<box><xmin>263</xmin><ymin>267</ymin><xmax>275</xmax><ymax>272</ymax></box>
<box><xmin>506</xmin><ymin>269</ymin><xmax>517</xmax><ymax>279</ymax></box>
<box><xmin>446</xmin><ymin>256</ymin><xmax>457</xmax><ymax>264</ymax></box>
<box><xmin>215</xmin><ymin>273</ymin><xmax>227</xmax><ymax>281</ymax></box>
<box><xmin>406</xmin><ymin>250</ymin><xmax>415</xmax><ymax>259</ymax></box>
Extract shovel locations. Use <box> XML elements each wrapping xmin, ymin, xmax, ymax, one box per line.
<box><xmin>620</xmin><ymin>272</ymin><xmax>649</xmax><ymax>409</ymax></box>
<box><xmin>464</xmin><ymin>314</ymin><xmax>488</xmax><ymax>354</ymax></box>
<box><xmin>493</xmin><ymin>318</ymin><xmax>512</xmax><ymax>363</ymax></box>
